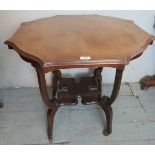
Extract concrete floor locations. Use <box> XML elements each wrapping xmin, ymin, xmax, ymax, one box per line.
<box><xmin>0</xmin><ymin>83</ymin><xmax>155</xmax><ymax>144</ymax></box>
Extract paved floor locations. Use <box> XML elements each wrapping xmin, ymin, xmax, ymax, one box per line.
<box><xmin>0</xmin><ymin>83</ymin><xmax>155</xmax><ymax>144</ymax></box>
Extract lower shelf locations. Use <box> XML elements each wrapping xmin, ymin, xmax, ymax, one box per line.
<box><xmin>56</xmin><ymin>76</ymin><xmax>101</xmax><ymax>105</ymax></box>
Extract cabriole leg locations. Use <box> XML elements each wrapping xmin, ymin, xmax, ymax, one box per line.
<box><xmin>47</xmin><ymin>70</ymin><xmax>61</xmax><ymax>142</ymax></box>
<box><xmin>100</xmin><ymin>68</ymin><xmax>124</xmax><ymax>136</ymax></box>
<box><xmin>94</xmin><ymin>67</ymin><xmax>103</xmax><ymax>92</ymax></box>
<box><xmin>35</xmin><ymin>66</ymin><xmax>60</xmax><ymax>142</ymax></box>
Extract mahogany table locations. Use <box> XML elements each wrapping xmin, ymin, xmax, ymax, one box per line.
<box><xmin>5</xmin><ymin>15</ymin><xmax>155</xmax><ymax>142</ymax></box>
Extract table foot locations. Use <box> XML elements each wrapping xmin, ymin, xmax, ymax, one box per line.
<box><xmin>100</xmin><ymin>96</ymin><xmax>113</xmax><ymax>136</ymax></box>
<box><xmin>49</xmin><ymin>138</ymin><xmax>53</xmax><ymax>143</ymax></box>
<box><xmin>102</xmin><ymin>107</ymin><xmax>112</xmax><ymax>136</ymax></box>
<box><xmin>103</xmin><ymin>129</ymin><xmax>111</xmax><ymax>136</ymax></box>
<box><xmin>47</xmin><ymin>108</ymin><xmax>57</xmax><ymax>142</ymax></box>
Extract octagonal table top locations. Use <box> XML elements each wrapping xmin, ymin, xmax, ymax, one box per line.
<box><xmin>5</xmin><ymin>15</ymin><xmax>155</xmax><ymax>69</ymax></box>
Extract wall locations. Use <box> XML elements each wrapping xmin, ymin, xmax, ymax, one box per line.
<box><xmin>0</xmin><ymin>10</ymin><xmax>155</xmax><ymax>88</ymax></box>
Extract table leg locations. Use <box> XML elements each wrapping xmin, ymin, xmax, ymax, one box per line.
<box><xmin>47</xmin><ymin>70</ymin><xmax>61</xmax><ymax>142</ymax></box>
<box><xmin>94</xmin><ymin>67</ymin><xmax>103</xmax><ymax>92</ymax></box>
<box><xmin>99</xmin><ymin>68</ymin><xmax>124</xmax><ymax>136</ymax></box>
<box><xmin>36</xmin><ymin>67</ymin><xmax>59</xmax><ymax>142</ymax></box>
<box><xmin>52</xmin><ymin>70</ymin><xmax>61</xmax><ymax>98</ymax></box>
<box><xmin>47</xmin><ymin>109</ymin><xmax>57</xmax><ymax>142</ymax></box>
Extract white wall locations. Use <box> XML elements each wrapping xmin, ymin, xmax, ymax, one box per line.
<box><xmin>0</xmin><ymin>10</ymin><xmax>155</xmax><ymax>88</ymax></box>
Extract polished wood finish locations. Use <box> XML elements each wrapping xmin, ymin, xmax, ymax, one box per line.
<box><xmin>5</xmin><ymin>15</ymin><xmax>155</xmax><ymax>142</ymax></box>
<box><xmin>5</xmin><ymin>15</ymin><xmax>155</xmax><ymax>69</ymax></box>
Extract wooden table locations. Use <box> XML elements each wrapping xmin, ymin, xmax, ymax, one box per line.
<box><xmin>5</xmin><ymin>15</ymin><xmax>155</xmax><ymax>142</ymax></box>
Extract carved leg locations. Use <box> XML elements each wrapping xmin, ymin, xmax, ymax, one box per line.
<box><xmin>100</xmin><ymin>68</ymin><xmax>124</xmax><ymax>136</ymax></box>
<box><xmin>35</xmin><ymin>66</ymin><xmax>60</xmax><ymax>141</ymax></box>
<box><xmin>52</xmin><ymin>70</ymin><xmax>61</xmax><ymax>98</ymax></box>
<box><xmin>46</xmin><ymin>70</ymin><xmax>61</xmax><ymax>142</ymax></box>
<box><xmin>100</xmin><ymin>96</ymin><xmax>113</xmax><ymax>136</ymax></box>
<box><xmin>94</xmin><ymin>67</ymin><xmax>103</xmax><ymax>92</ymax></box>
<box><xmin>36</xmin><ymin>67</ymin><xmax>53</xmax><ymax>108</ymax></box>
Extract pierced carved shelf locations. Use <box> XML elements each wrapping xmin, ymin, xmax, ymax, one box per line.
<box><xmin>57</xmin><ymin>76</ymin><xmax>101</xmax><ymax>105</ymax></box>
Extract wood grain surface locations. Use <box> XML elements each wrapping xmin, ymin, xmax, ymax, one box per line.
<box><xmin>5</xmin><ymin>15</ymin><xmax>155</xmax><ymax>68</ymax></box>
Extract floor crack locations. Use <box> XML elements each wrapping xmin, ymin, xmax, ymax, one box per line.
<box><xmin>126</xmin><ymin>83</ymin><xmax>146</xmax><ymax>112</ymax></box>
<box><xmin>125</xmin><ymin>82</ymin><xmax>134</xmax><ymax>96</ymax></box>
